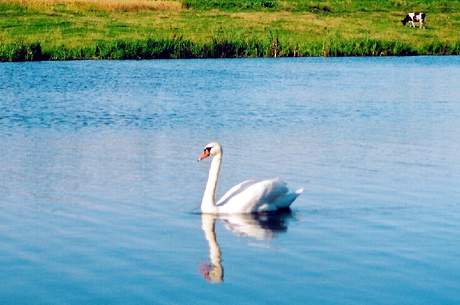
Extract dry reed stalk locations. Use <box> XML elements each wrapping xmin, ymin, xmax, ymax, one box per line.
<box><xmin>0</xmin><ymin>0</ymin><xmax>183</xmax><ymax>11</ymax></box>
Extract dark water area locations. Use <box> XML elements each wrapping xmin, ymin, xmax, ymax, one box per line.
<box><xmin>1</xmin><ymin>57</ymin><xmax>460</xmax><ymax>304</ymax></box>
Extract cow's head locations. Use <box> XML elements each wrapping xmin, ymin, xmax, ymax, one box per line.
<box><xmin>401</xmin><ymin>15</ymin><xmax>410</xmax><ymax>25</ymax></box>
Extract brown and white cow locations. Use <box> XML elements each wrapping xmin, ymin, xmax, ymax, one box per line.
<box><xmin>401</xmin><ymin>12</ymin><xmax>426</xmax><ymax>28</ymax></box>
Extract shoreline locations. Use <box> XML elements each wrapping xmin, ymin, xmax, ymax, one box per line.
<box><xmin>2</xmin><ymin>37</ymin><xmax>459</xmax><ymax>62</ymax></box>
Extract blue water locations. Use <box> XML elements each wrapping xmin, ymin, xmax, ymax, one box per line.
<box><xmin>1</xmin><ymin>57</ymin><xmax>460</xmax><ymax>305</ymax></box>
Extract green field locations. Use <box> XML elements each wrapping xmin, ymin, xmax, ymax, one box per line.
<box><xmin>1</xmin><ymin>0</ymin><xmax>460</xmax><ymax>60</ymax></box>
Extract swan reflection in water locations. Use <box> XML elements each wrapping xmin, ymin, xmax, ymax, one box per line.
<box><xmin>199</xmin><ymin>210</ymin><xmax>294</xmax><ymax>283</ymax></box>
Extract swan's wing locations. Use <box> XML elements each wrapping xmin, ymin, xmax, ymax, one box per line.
<box><xmin>260</xmin><ymin>178</ymin><xmax>303</xmax><ymax>210</ymax></box>
<box><xmin>261</xmin><ymin>178</ymin><xmax>289</xmax><ymax>202</ymax></box>
<box><xmin>248</xmin><ymin>178</ymin><xmax>301</xmax><ymax>212</ymax></box>
<box><xmin>217</xmin><ymin>178</ymin><xmax>302</xmax><ymax>213</ymax></box>
<box><xmin>216</xmin><ymin>179</ymin><xmax>256</xmax><ymax>206</ymax></box>
<box><xmin>217</xmin><ymin>178</ymin><xmax>284</xmax><ymax>212</ymax></box>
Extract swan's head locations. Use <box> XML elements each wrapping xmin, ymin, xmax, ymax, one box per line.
<box><xmin>198</xmin><ymin>142</ymin><xmax>222</xmax><ymax>161</ymax></box>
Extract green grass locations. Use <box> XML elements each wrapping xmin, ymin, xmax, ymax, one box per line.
<box><xmin>1</xmin><ymin>0</ymin><xmax>460</xmax><ymax>61</ymax></box>
<box><xmin>182</xmin><ymin>0</ymin><xmax>278</xmax><ymax>10</ymax></box>
<box><xmin>182</xmin><ymin>0</ymin><xmax>460</xmax><ymax>13</ymax></box>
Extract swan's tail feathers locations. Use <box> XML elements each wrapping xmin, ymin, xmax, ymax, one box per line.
<box><xmin>272</xmin><ymin>188</ymin><xmax>303</xmax><ymax>210</ymax></box>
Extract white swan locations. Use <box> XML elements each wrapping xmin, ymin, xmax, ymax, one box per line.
<box><xmin>198</xmin><ymin>142</ymin><xmax>303</xmax><ymax>214</ymax></box>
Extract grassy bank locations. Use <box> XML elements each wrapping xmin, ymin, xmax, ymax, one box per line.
<box><xmin>1</xmin><ymin>0</ymin><xmax>460</xmax><ymax>60</ymax></box>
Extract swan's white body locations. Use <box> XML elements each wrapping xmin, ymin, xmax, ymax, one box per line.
<box><xmin>199</xmin><ymin>142</ymin><xmax>303</xmax><ymax>214</ymax></box>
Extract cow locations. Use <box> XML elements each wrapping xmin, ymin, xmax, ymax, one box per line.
<box><xmin>401</xmin><ymin>12</ymin><xmax>426</xmax><ymax>28</ymax></box>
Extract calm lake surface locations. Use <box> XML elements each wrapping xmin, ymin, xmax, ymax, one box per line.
<box><xmin>1</xmin><ymin>57</ymin><xmax>460</xmax><ymax>305</ymax></box>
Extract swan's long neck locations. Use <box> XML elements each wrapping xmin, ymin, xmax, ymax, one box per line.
<box><xmin>201</xmin><ymin>153</ymin><xmax>222</xmax><ymax>214</ymax></box>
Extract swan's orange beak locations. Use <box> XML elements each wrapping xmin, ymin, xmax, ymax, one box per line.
<box><xmin>198</xmin><ymin>150</ymin><xmax>210</xmax><ymax>161</ymax></box>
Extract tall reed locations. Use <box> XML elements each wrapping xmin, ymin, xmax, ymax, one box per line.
<box><xmin>2</xmin><ymin>36</ymin><xmax>460</xmax><ymax>61</ymax></box>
